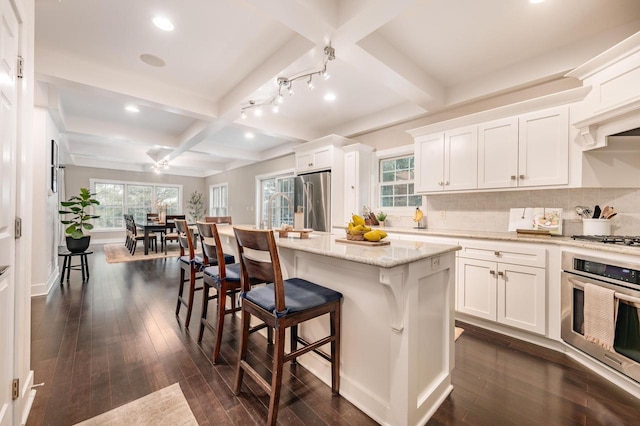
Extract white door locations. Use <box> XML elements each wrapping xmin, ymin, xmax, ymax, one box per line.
<box><xmin>415</xmin><ymin>132</ymin><xmax>444</xmax><ymax>192</ymax></box>
<box><xmin>445</xmin><ymin>125</ymin><xmax>478</xmax><ymax>191</ymax></box>
<box><xmin>0</xmin><ymin>0</ymin><xmax>18</xmax><ymax>424</ymax></box>
<box><xmin>457</xmin><ymin>258</ymin><xmax>497</xmax><ymax>321</ymax></box>
<box><xmin>478</xmin><ymin>117</ymin><xmax>518</xmax><ymax>189</ymax></box>
<box><xmin>344</xmin><ymin>151</ymin><xmax>357</xmax><ymax>221</ymax></box>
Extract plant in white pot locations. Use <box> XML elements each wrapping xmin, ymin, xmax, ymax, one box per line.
<box><xmin>59</xmin><ymin>187</ymin><xmax>100</xmax><ymax>253</ymax></box>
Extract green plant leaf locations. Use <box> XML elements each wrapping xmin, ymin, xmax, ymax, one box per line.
<box><xmin>83</xmin><ymin>223</ymin><xmax>93</xmax><ymax>230</ymax></box>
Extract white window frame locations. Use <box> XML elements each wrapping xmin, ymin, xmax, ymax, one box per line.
<box><xmin>375</xmin><ymin>144</ymin><xmax>423</xmax><ymax>215</ymax></box>
<box><xmin>90</xmin><ymin>178</ymin><xmax>183</xmax><ymax>232</ymax></box>
<box><xmin>255</xmin><ymin>168</ymin><xmax>295</xmax><ymax>228</ymax></box>
<box><xmin>209</xmin><ymin>183</ymin><xmax>228</xmax><ymax>217</ymax></box>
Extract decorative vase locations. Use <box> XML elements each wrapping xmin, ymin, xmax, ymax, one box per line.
<box><xmin>66</xmin><ymin>235</ymin><xmax>91</xmax><ymax>253</ymax></box>
<box><xmin>379</xmin><ymin>221</ymin><xmax>385</xmax><ymax>228</ymax></box>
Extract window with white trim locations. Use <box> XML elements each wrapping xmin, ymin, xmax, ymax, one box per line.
<box><xmin>379</xmin><ymin>155</ymin><xmax>422</xmax><ymax>208</ymax></box>
<box><xmin>209</xmin><ymin>183</ymin><xmax>228</xmax><ymax>216</ymax></box>
<box><xmin>91</xmin><ymin>179</ymin><xmax>182</xmax><ymax>230</ymax></box>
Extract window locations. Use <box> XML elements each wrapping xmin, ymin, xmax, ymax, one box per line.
<box><xmin>259</xmin><ymin>174</ymin><xmax>294</xmax><ymax>228</ymax></box>
<box><xmin>209</xmin><ymin>183</ymin><xmax>228</xmax><ymax>216</ymax></box>
<box><xmin>91</xmin><ymin>179</ymin><xmax>182</xmax><ymax>230</ymax></box>
<box><xmin>379</xmin><ymin>155</ymin><xmax>422</xmax><ymax>208</ymax></box>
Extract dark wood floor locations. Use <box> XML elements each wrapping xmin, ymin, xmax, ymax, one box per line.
<box><xmin>28</xmin><ymin>246</ymin><xmax>640</xmax><ymax>425</ymax></box>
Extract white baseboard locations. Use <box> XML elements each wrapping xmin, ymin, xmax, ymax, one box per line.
<box><xmin>31</xmin><ymin>266</ymin><xmax>59</xmax><ymax>297</ymax></box>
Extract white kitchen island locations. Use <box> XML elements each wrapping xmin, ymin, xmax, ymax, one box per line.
<box><xmin>217</xmin><ymin>226</ymin><xmax>460</xmax><ymax>426</ymax></box>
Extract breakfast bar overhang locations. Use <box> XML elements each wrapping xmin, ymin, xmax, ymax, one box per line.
<box><xmin>218</xmin><ymin>226</ymin><xmax>461</xmax><ymax>426</ymax></box>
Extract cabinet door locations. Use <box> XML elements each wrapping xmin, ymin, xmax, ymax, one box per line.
<box><xmin>296</xmin><ymin>153</ymin><xmax>312</xmax><ymax>173</ymax></box>
<box><xmin>496</xmin><ymin>263</ymin><xmax>546</xmax><ymax>335</ymax></box>
<box><xmin>415</xmin><ymin>132</ymin><xmax>445</xmax><ymax>192</ymax></box>
<box><xmin>457</xmin><ymin>258</ymin><xmax>497</xmax><ymax>321</ymax></box>
<box><xmin>344</xmin><ymin>151</ymin><xmax>358</xmax><ymax>221</ymax></box>
<box><xmin>518</xmin><ymin>106</ymin><xmax>569</xmax><ymax>187</ymax></box>
<box><xmin>445</xmin><ymin>125</ymin><xmax>478</xmax><ymax>191</ymax></box>
<box><xmin>478</xmin><ymin>117</ymin><xmax>518</xmax><ymax>189</ymax></box>
<box><xmin>311</xmin><ymin>147</ymin><xmax>332</xmax><ymax>170</ymax></box>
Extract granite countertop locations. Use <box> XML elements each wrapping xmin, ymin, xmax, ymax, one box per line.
<box><xmin>275</xmin><ymin>233</ymin><xmax>460</xmax><ymax>268</ymax></box>
<box><xmin>363</xmin><ymin>226</ymin><xmax>640</xmax><ymax>256</ymax></box>
<box><xmin>217</xmin><ymin>225</ymin><xmax>460</xmax><ymax>268</ymax></box>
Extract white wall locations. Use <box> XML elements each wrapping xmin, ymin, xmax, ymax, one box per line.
<box><xmin>31</xmin><ymin>108</ymin><xmax>61</xmax><ymax>296</ymax></box>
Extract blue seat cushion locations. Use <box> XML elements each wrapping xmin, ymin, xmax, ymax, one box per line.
<box><xmin>203</xmin><ymin>263</ymin><xmax>241</xmax><ymax>287</ymax></box>
<box><xmin>180</xmin><ymin>254</ymin><xmax>234</xmax><ymax>267</ymax></box>
<box><xmin>243</xmin><ymin>278</ymin><xmax>342</xmax><ymax>315</ymax></box>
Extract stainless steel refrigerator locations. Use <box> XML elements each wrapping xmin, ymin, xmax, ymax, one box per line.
<box><xmin>294</xmin><ymin>171</ymin><xmax>331</xmax><ymax>232</ymax></box>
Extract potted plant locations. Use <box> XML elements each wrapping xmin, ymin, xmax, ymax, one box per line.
<box><xmin>187</xmin><ymin>190</ymin><xmax>205</xmax><ymax>223</ymax></box>
<box><xmin>59</xmin><ymin>187</ymin><xmax>100</xmax><ymax>253</ymax></box>
<box><xmin>376</xmin><ymin>211</ymin><xmax>388</xmax><ymax>227</ymax></box>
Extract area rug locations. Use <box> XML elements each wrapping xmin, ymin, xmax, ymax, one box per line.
<box><xmin>74</xmin><ymin>383</ymin><xmax>197</xmax><ymax>425</ymax></box>
<box><xmin>455</xmin><ymin>327</ymin><xmax>464</xmax><ymax>341</ymax></box>
<box><xmin>103</xmin><ymin>243</ymin><xmax>186</xmax><ymax>263</ymax></box>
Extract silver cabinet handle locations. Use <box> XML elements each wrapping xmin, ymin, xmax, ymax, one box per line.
<box><xmin>351</xmin><ymin>185</ymin><xmax>355</xmax><ymax>189</ymax></box>
<box><xmin>494</xmin><ymin>251</ymin><xmax>500</xmax><ymax>256</ymax></box>
<box><xmin>510</xmin><ymin>175</ymin><xmax>516</xmax><ymax>180</ymax></box>
<box><xmin>519</xmin><ymin>174</ymin><xmax>525</xmax><ymax>179</ymax></box>
<box><xmin>498</xmin><ymin>271</ymin><xmax>504</xmax><ymax>277</ymax></box>
<box><xmin>445</xmin><ymin>181</ymin><xmax>450</xmax><ymax>186</ymax></box>
<box><xmin>438</xmin><ymin>181</ymin><xmax>443</xmax><ymax>186</ymax></box>
<box><xmin>489</xmin><ymin>270</ymin><xmax>496</xmax><ymax>275</ymax></box>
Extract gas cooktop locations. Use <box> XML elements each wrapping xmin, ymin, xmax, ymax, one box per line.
<box><xmin>572</xmin><ymin>235</ymin><xmax>640</xmax><ymax>246</ymax></box>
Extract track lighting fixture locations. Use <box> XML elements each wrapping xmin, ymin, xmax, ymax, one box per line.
<box><xmin>240</xmin><ymin>43</ymin><xmax>336</xmax><ymax>118</ymax></box>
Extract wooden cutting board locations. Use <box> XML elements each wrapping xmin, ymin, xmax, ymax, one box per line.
<box><xmin>335</xmin><ymin>238</ymin><xmax>391</xmax><ymax>246</ymax></box>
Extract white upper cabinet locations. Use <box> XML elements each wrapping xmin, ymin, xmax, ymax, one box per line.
<box><xmin>415</xmin><ymin>126</ymin><xmax>477</xmax><ymax>192</ymax></box>
<box><xmin>518</xmin><ymin>106</ymin><xmax>569</xmax><ymax>187</ymax></box>
<box><xmin>477</xmin><ymin>106</ymin><xmax>569</xmax><ymax>189</ymax></box>
<box><xmin>295</xmin><ymin>145</ymin><xmax>333</xmax><ymax>173</ymax></box>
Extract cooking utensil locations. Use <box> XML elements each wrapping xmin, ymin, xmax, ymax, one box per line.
<box><xmin>592</xmin><ymin>205</ymin><xmax>601</xmax><ymax>219</ymax></box>
<box><xmin>600</xmin><ymin>205</ymin><xmax>611</xmax><ymax>219</ymax></box>
<box><xmin>575</xmin><ymin>206</ymin><xmax>592</xmax><ymax>219</ymax></box>
<box><xmin>604</xmin><ymin>207</ymin><xmax>616</xmax><ymax>219</ymax></box>
<box><xmin>607</xmin><ymin>212</ymin><xmax>617</xmax><ymax>219</ymax></box>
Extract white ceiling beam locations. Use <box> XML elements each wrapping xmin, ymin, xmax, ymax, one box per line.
<box><xmin>36</xmin><ymin>48</ymin><xmax>218</xmax><ymax>121</ymax></box>
<box><xmin>239</xmin><ymin>0</ymin><xmax>336</xmax><ymax>43</ymax></box>
<box><xmin>64</xmin><ymin>116</ymin><xmax>180</xmax><ymax>148</ymax></box>
<box><xmin>333</xmin><ymin>0</ymin><xmax>416</xmax><ymax>45</ymax></box>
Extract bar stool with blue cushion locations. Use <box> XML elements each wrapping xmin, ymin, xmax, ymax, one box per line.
<box><xmin>174</xmin><ymin>219</ymin><xmax>207</xmax><ymax>327</ymax></box>
<box><xmin>232</xmin><ymin>227</ymin><xmax>343</xmax><ymax>426</ymax></box>
<box><xmin>196</xmin><ymin>221</ymin><xmax>259</xmax><ymax>363</ymax></box>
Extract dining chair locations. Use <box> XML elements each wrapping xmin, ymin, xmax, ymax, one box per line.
<box><xmin>205</xmin><ymin>216</ymin><xmax>232</xmax><ymax>224</ymax></box>
<box><xmin>129</xmin><ymin>216</ymin><xmax>157</xmax><ymax>254</ymax></box>
<box><xmin>196</xmin><ymin>221</ymin><xmax>249</xmax><ymax>363</ymax></box>
<box><xmin>163</xmin><ymin>214</ymin><xmax>185</xmax><ymax>254</ymax></box>
<box><xmin>175</xmin><ymin>219</ymin><xmax>205</xmax><ymax>327</ymax></box>
<box><xmin>232</xmin><ymin>227</ymin><xmax>343</xmax><ymax>425</ymax></box>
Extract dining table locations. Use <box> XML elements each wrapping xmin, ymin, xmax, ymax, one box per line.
<box><xmin>138</xmin><ymin>220</ymin><xmax>199</xmax><ymax>255</ymax></box>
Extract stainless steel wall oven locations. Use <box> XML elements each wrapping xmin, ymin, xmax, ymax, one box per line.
<box><xmin>561</xmin><ymin>251</ymin><xmax>640</xmax><ymax>383</ymax></box>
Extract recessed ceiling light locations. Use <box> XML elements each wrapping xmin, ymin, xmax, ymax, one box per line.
<box><xmin>152</xmin><ymin>16</ymin><xmax>174</xmax><ymax>31</ymax></box>
<box><xmin>125</xmin><ymin>105</ymin><xmax>140</xmax><ymax>113</ymax></box>
<box><xmin>245</xmin><ymin>132</ymin><xmax>255</xmax><ymax>139</ymax></box>
<box><xmin>324</xmin><ymin>93</ymin><xmax>336</xmax><ymax>101</ymax></box>
<box><xmin>140</xmin><ymin>53</ymin><xmax>165</xmax><ymax>67</ymax></box>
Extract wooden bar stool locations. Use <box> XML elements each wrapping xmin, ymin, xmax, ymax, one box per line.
<box><xmin>174</xmin><ymin>219</ymin><xmax>205</xmax><ymax>327</ymax></box>
<box><xmin>232</xmin><ymin>227</ymin><xmax>343</xmax><ymax>426</ymax></box>
<box><xmin>196</xmin><ymin>221</ymin><xmax>255</xmax><ymax>363</ymax></box>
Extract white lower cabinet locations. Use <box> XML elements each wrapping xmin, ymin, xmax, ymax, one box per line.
<box><xmin>458</xmin><ymin>241</ymin><xmax>546</xmax><ymax>335</ymax></box>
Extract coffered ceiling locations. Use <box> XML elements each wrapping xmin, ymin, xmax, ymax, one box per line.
<box><xmin>35</xmin><ymin>0</ymin><xmax>640</xmax><ymax>177</ymax></box>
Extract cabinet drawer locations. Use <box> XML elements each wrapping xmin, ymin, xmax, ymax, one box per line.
<box><xmin>458</xmin><ymin>240</ymin><xmax>546</xmax><ymax>268</ymax></box>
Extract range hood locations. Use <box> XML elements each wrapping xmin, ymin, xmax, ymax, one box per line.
<box><xmin>565</xmin><ymin>31</ymin><xmax>640</xmax><ymax>150</ymax></box>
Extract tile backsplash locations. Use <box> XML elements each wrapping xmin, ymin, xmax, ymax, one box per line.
<box><xmin>387</xmin><ymin>188</ymin><xmax>640</xmax><ymax>236</ymax></box>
